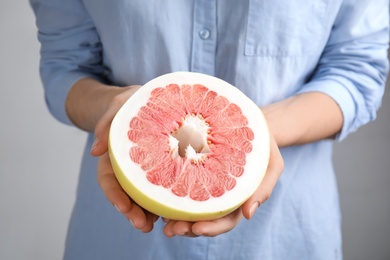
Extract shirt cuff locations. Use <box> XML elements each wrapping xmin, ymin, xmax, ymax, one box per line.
<box><xmin>45</xmin><ymin>71</ymin><xmax>98</xmax><ymax>126</ymax></box>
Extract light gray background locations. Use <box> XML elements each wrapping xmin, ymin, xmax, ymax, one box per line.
<box><xmin>0</xmin><ymin>1</ymin><xmax>389</xmax><ymax>259</ymax></box>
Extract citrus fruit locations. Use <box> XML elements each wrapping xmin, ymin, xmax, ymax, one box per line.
<box><xmin>109</xmin><ymin>72</ymin><xmax>270</xmax><ymax>221</ymax></box>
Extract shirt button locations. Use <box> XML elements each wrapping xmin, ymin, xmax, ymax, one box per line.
<box><xmin>199</xmin><ymin>29</ymin><xmax>210</xmax><ymax>40</ymax></box>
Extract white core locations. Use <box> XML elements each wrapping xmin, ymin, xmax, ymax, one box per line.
<box><xmin>169</xmin><ymin>115</ymin><xmax>210</xmax><ymax>160</ymax></box>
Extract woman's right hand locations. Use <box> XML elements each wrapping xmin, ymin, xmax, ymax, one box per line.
<box><xmin>66</xmin><ymin>78</ymin><xmax>158</xmax><ymax>232</ymax></box>
<box><xmin>89</xmin><ymin>84</ymin><xmax>160</xmax><ymax>233</ymax></box>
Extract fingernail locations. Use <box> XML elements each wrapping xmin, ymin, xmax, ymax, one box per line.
<box><xmin>249</xmin><ymin>202</ymin><xmax>259</xmax><ymax>219</ymax></box>
<box><xmin>114</xmin><ymin>204</ymin><xmax>122</xmax><ymax>213</ymax></box>
<box><xmin>129</xmin><ymin>218</ymin><xmax>136</xmax><ymax>227</ymax></box>
<box><xmin>91</xmin><ymin>137</ymin><xmax>99</xmax><ymax>152</ymax></box>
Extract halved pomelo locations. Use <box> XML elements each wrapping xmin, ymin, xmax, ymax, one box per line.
<box><xmin>109</xmin><ymin>72</ymin><xmax>270</xmax><ymax>221</ymax></box>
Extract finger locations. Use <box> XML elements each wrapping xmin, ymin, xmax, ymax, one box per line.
<box><xmin>152</xmin><ymin>214</ymin><xmax>160</xmax><ymax>223</ymax></box>
<box><xmin>97</xmin><ymin>153</ymin><xmax>131</xmax><ymax>211</ymax></box>
<box><xmin>162</xmin><ymin>220</ymin><xmax>177</xmax><ymax>238</ymax></box>
<box><xmin>173</xmin><ymin>221</ymin><xmax>199</xmax><ymax>237</ymax></box>
<box><xmin>140</xmin><ymin>211</ymin><xmax>159</xmax><ymax>233</ymax></box>
<box><xmin>163</xmin><ymin>220</ymin><xmax>199</xmax><ymax>238</ymax></box>
<box><xmin>97</xmin><ymin>153</ymin><xmax>147</xmax><ymax>229</ymax></box>
<box><xmin>191</xmin><ymin>208</ymin><xmax>243</xmax><ymax>237</ymax></box>
<box><xmin>242</xmin><ymin>136</ymin><xmax>284</xmax><ymax>219</ymax></box>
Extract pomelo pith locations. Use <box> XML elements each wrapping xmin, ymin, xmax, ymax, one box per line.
<box><xmin>109</xmin><ymin>72</ymin><xmax>270</xmax><ymax>221</ymax></box>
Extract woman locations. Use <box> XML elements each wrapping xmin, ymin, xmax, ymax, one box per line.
<box><xmin>30</xmin><ymin>0</ymin><xmax>389</xmax><ymax>259</ymax></box>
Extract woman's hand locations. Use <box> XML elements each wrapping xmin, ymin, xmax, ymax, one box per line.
<box><xmin>88</xmin><ymin>84</ymin><xmax>160</xmax><ymax>232</ymax></box>
<box><xmin>162</xmin><ymin>133</ymin><xmax>284</xmax><ymax>238</ymax></box>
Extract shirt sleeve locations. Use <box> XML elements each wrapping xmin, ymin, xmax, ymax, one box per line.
<box><xmin>30</xmin><ymin>0</ymin><xmax>106</xmax><ymax>125</ymax></box>
<box><xmin>298</xmin><ymin>0</ymin><xmax>389</xmax><ymax>141</ymax></box>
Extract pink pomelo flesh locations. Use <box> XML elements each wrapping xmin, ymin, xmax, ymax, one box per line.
<box><xmin>109</xmin><ymin>72</ymin><xmax>270</xmax><ymax>221</ymax></box>
<box><xmin>128</xmin><ymin>83</ymin><xmax>253</xmax><ymax>202</ymax></box>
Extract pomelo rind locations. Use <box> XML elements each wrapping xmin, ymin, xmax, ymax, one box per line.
<box><xmin>108</xmin><ymin>72</ymin><xmax>270</xmax><ymax>221</ymax></box>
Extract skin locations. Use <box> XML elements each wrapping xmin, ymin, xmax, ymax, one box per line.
<box><xmin>65</xmin><ymin>77</ymin><xmax>343</xmax><ymax>237</ymax></box>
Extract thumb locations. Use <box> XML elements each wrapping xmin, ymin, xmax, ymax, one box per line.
<box><xmin>91</xmin><ymin>85</ymin><xmax>142</xmax><ymax>157</ymax></box>
<box><xmin>90</xmin><ymin>99</ymin><xmax>123</xmax><ymax>156</ymax></box>
<box><xmin>90</xmin><ymin>100</ymin><xmax>124</xmax><ymax>156</ymax></box>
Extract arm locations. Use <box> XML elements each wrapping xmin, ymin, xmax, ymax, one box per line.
<box><xmin>65</xmin><ymin>78</ymin><xmax>127</xmax><ymax>132</ymax></box>
<box><xmin>262</xmin><ymin>92</ymin><xmax>343</xmax><ymax>147</ymax></box>
<box><xmin>65</xmin><ymin>78</ymin><xmax>140</xmax><ymax>132</ymax></box>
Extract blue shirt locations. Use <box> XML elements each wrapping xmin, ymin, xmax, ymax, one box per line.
<box><xmin>30</xmin><ymin>0</ymin><xmax>389</xmax><ymax>259</ymax></box>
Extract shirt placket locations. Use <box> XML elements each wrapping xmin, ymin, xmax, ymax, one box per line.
<box><xmin>191</xmin><ymin>0</ymin><xmax>217</xmax><ymax>75</ymax></box>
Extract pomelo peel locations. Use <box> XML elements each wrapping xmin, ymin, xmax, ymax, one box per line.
<box><xmin>109</xmin><ymin>72</ymin><xmax>270</xmax><ymax>221</ymax></box>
